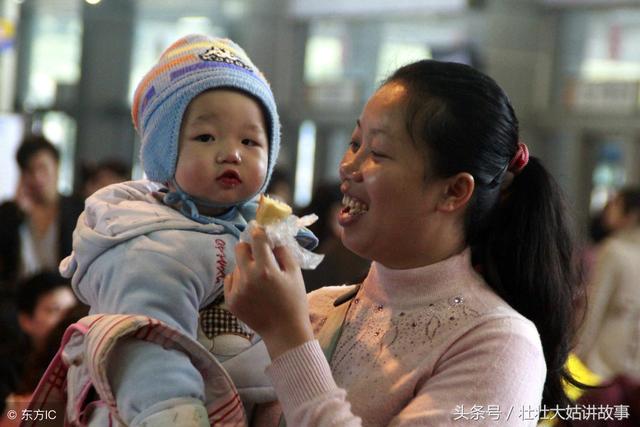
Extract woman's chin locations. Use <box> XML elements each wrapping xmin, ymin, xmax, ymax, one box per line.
<box><xmin>340</xmin><ymin>232</ymin><xmax>369</xmax><ymax>260</ymax></box>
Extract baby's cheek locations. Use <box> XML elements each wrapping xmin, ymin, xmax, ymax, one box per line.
<box><xmin>177</xmin><ymin>158</ymin><xmax>211</xmax><ymax>180</ymax></box>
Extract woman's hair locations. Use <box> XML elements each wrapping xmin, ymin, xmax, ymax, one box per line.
<box><xmin>385</xmin><ymin>60</ymin><xmax>584</xmax><ymax>409</ymax></box>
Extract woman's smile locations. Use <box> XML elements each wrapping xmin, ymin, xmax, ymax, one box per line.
<box><xmin>338</xmin><ymin>194</ymin><xmax>369</xmax><ymax>226</ymax></box>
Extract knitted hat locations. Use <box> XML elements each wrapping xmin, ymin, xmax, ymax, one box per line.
<box><xmin>132</xmin><ymin>34</ymin><xmax>280</xmax><ymax>201</ymax></box>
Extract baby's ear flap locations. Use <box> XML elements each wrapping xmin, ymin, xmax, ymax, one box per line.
<box><xmin>437</xmin><ymin>172</ymin><xmax>475</xmax><ymax>213</ymax></box>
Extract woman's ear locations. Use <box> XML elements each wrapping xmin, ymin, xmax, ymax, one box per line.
<box><xmin>437</xmin><ymin>172</ymin><xmax>475</xmax><ymax>213</ymax></box>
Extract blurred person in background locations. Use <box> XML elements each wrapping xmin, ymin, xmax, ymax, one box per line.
<box><xmin>0</xmin><ymin>271</ymin><xmax>77</xmax><ymax>426</ymax></box>
<box><xmin>0</xmin><ymin>136</ymin><xmax>84</xmax><ymax>292</ymax></box>
<box><xmin>302</xmin><ymin>181</ymin><xmax>369</xmax><ymax>292</ymax></box>
<box><xmin>0</xmin><ymin>136</ymin><xmax>83</xmax><ymax>417</ymax></box>
<box><xmin>576</xmin><ymin>186</ymin><xmax>640</xmax><ymax>380</ymax></box>
<box><xmin>79</xmin><ymin>158</ymin><xmax>131</xmax><ymax>199</ymax></box>
<box><xmin>16</xmin><ymin>271</ymin><xmax>77</xmax><ymax>352</ymax></box>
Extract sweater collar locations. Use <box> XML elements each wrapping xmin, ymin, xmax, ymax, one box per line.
<box><xmin>361</xmin><ymin>248</ymin><xmax>484</xmax><ymax>306</ymax></box>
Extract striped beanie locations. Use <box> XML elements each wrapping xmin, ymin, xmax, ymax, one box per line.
<box><xmin>132</xmin><ymin>34</ymin><xmax>280</xmax><ymax>199</ymax></box>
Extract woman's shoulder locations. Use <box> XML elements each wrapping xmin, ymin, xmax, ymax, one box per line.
<box><xmin>308</xmin><ymin>284</ymin><xmax>359</xmax><ymax>331</ymax></box>
<box><xmin>308</xmin><ymin>284</ymin><xmax>357</xmax><ymax>309</ymax></box>
<box><xmin>458</xmin><ymin>281</ymin><xmax>543</xmax><ymax>350</ymax></box>
<box><xmin>600</xmin><ymin>230</ymin><xmax>640</xmax><ymax>259</ymax></box>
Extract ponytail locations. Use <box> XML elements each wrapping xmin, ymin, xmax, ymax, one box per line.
<box><xmin>473</xmin><ymin>156</ymin><xmax>583</xmax><ymax>408</ymax></box>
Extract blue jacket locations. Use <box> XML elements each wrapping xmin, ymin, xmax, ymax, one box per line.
<box><xmin>60</xmin><ymin>180</ymin><xmax>315</xmax><ymax>424</ymax></box>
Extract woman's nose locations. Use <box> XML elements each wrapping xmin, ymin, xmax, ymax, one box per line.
<box><xmin>339</xmin><ymin>154</ymin><xmax>362</xmax><ymax>182</ymax></box>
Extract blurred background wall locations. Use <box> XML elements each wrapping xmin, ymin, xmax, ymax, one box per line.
<box><xmin>1</xmin><ymin>0</ymin><xmax>639</xmax><ymax>235</ymax></box>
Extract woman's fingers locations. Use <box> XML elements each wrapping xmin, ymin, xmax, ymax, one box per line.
<box><xmin>224</xmin><ymin>272</ymin><xmax>234</xmax><ymax>296</ymax></box>
<box><xmin>249</xmin><ymin>227</ymin><xmax>280</xmax><ymax>271</ymax></box>
<box><xmin>234</xmin><ymin>241</ymin><xmax>253</xmax><ymax>267</ymax></box>
<box><xmin>272</xmin><ymin>245</ymin><xmax>298</xmax><ymax>272</ymax></box>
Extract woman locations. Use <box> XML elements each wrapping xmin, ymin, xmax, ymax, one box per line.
<box><xmin>576</xmin><ymin>187</ymin><xmax>640</xmax><ymax>380</ymax></box>
<box><xmin>225</xmin><ymin>60</ymin><xmax>583</xmax><ymax>426</ymax></box>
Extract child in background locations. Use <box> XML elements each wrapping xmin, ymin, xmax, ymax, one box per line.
<box><xmin>56</xmin><ymin>35</ymin><xmax>315</xmax><ymax>426</ymax></box>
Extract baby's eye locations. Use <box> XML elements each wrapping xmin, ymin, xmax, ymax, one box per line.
<box><xmin>195</xmin><ymin>134</ymin><xmax>215</xmax><ymax>143</ymax></box>
<box><xmin>242</xmin><ymin>139</ymin><xmax>259</xmax><ymax>146</ymax></box>
<box><xmin>348</xmin><ymin>140</ymin><xmax>360</xmax><ymax>152</ymax></box>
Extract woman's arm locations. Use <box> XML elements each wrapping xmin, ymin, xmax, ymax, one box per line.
<box><xmin>225</xmin><ymin>228</ymin><xmax>363</xmax><ymax>425</ymax></box>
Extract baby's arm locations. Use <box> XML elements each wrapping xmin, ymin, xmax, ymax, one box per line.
<box><xmin>79</xmin><ymin>245</ymin><xmax>215</xmax><ymax>425</ymax></box>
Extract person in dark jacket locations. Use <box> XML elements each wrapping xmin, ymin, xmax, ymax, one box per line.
<box><xmin>0</xmin><ymin>136</ymin><xmax>83</xmax><ymax>416</ymax></box>
<box><xmin>0</xmin><ymin>135</ymin><xmax>84</xmax><ymax>293</ymax></box>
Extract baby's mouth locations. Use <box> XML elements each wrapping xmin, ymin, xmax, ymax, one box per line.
<box><xmin>341</xmin><ymin>195</ymin><xmax>369</xmax><ymax>216</ymax></box>
<box><xmin>217</xmin><ymin>170</ymin><xmax>242</xmax><ymax>184</ymax></box>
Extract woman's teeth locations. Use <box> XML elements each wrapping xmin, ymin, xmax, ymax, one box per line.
<box><xmin>342</xmin><ymin>195</ymin><xmax>369</xmax><ymax>216</ymax></box>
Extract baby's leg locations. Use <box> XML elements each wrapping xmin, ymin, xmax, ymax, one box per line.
<box><xmin>107</xmin><ymin>336</ymin><xmax>208</xmax><ymax>426</ymax></box>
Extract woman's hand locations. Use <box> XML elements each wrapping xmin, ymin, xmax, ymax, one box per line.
<box><xmin>224</xmin><ymin>227</ymin><xmax>314</xmax><ymax>359</ymax></box>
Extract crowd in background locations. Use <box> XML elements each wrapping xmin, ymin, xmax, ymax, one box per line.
<box><xmin>0</xmin><ymin>135</ymin><xmax>130</xmax><ymax>423</ymax></box>
<box><xmin>1</xmin><ymin>133</ymin><xmax>639</xmax><ymax>425</ymax></box>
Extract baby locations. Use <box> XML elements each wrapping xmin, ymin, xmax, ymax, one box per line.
<box><xmin>58</xmin><ymin>35</ymin><xmax>315</xmax><ymax>426</ymax></box>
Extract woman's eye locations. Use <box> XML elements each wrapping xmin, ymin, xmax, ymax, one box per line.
<box><xmin>196</xmin><ymin>134</ymin><xmax>215</xmax><ymax>143</ymax></box>
<box><xmin>349</xmin><ymin>140</ymin><xmax>360</xmax><ymax>152</ymax></box>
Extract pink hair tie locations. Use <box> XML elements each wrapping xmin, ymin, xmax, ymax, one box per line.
<box><xmin>508</xmin><ymin>142</ymin><xmax>529</xmax><ymax>176</ymax></box>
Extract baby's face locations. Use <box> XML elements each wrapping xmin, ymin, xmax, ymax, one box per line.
<box><xmin>175</xmin><ymin>89</ymin><xmax>269</xmax><ymax>215</ymax></box>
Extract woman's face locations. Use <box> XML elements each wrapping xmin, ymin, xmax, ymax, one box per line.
<box><xmin>603</xmin><ymin>194</ymin><xmax>639</xmax><ymax>231</ymax></box>
<box><xmin>338</xmin><ymin>82</ymin><xmax>448</xmax><ymax>268</ymax></box>
<box><xmin>603</xmin><ymin>196</ymin><xmax>625</xmax><ymax>232</ymax></box>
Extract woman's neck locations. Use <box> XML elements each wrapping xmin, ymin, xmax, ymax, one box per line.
<box><xmin>377</xmin><ymin>222</ymin><xmax>466</xmax><ymax>269</ymax></box>
<box><xmin>378</xmin><ymin>243</ymin><xmax>466</xmax><ymax>270</ymax></box>
<box><xmin>364</xmin><ymin>248</ymin><xmax>479</xmax><ymax>306</ymax></box>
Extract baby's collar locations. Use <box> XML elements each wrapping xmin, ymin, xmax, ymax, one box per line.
<box><xmin>161</xmin><ymin>178</ymin><xmax>243</xmax><ymax>225</ymax></box>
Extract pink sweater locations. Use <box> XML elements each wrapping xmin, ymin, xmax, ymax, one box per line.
<box><xmin>266</xmin><ymin>249</ymin><xmax>546</xmax><ymax>426</ymax></box>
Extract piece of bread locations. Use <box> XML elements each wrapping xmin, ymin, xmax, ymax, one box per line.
<box><xmin>255</xmin><ymin>194</ymin><xmax>292</xmax><ymax>225</ymax></box>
